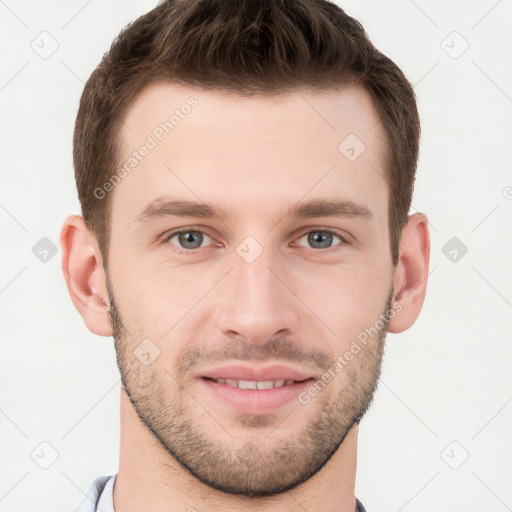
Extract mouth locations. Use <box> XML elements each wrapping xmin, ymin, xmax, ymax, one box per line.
<box><xmin>201</xmin><ymin>376</ymin><xmax>313</xmax><ymax>390</ymax></box>
<box><xmin>198</xmin><ymin>375</ymin><xmax>316</xmax><ymax>414</ymax></box>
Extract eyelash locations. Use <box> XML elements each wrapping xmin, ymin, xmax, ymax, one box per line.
<box><xmin>161</xmin><ymin>227</ymin><xmax>351</xmax><ymax>255</ymax></box>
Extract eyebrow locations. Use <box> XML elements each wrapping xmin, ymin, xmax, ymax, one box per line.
<box><xmin>288</xmin><ymin>199</ymin><xmax>373</xmax><ymax>221</ymax></box>
<box><xmin>134</xmin><ymin>197</ymin><xmax>373</xmax><ymax>223</ymax></box>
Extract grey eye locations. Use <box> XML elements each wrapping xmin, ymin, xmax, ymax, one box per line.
<box><xmin>168</xmin><ymin>230</ymin><xmax>212</xmax><ymax>250</ymax></box>
<box><xmin>298</xmin><ymin>230</ymin><xmax>343</xmax><ymax>249</ymax></box>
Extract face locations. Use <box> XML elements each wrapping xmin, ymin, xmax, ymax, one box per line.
<box><xmin>105</xmin><ymin>83</ymin><xmax>395</xmax><ymax>496</ymax></box>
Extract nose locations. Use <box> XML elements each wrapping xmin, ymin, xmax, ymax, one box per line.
<box><xmin>213</xmin><ymin>243</ymin><xmax>300</xmax><ymax>346</ymax></box>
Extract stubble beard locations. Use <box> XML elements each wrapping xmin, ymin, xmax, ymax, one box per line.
<box><xmin>106</xmin><ymin>273</ymin><xmax>391</xmax><ymax>497</ymax></box>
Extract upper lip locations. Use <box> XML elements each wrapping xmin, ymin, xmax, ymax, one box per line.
<box><xmin>199</xmin><ymin>363</ymin><xmax>315</xmax><ymax>382</ymax></box>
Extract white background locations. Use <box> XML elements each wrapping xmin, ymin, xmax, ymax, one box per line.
<box><xmin>1</xmin><ymin>1</ymin><xmax>511</xmax><ymax>511</ymax></box>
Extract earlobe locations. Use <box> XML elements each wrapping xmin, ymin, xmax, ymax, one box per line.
<box><xmin>388</xmin><ymin>213</ymin><xmax>430</xmax><ymax>334</ymax></box>
<box><xmin>60</xmin><ymin>215</ymin><xmax>113</xmax><ymax>337</ymax></box>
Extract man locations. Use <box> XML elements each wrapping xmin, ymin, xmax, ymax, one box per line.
<box><xmin>61</xmin><ymin>0</ymin><xmax>430</xmax><ymax>510</ymax></box>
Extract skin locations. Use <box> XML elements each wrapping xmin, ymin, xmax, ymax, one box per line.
<box><xmin>61</xmin><ymin>83</ymin><xmax>430</xmax><ymax>512</ymax></box>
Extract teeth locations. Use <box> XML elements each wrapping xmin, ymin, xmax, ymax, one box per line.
<box><xmin>213</xmin><ymin>378</ymin><xmax>297</xmax><ymax>389</ymax></box>
<box><xmin>257</xmin><ymin>380</ymin><xmax>274</xmax><ymax>390</ymax></box>
<box><xmin>239</xmin><ymin>380</ymin><xmax>257</xmax><ymax>390</ymax></box>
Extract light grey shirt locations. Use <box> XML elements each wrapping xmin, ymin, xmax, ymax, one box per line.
<box><xmin>71</xmin><ymin>474</ymin><xmax>115</xmax><ymax>512</ymax></box>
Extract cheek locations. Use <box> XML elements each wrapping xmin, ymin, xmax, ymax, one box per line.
<box><xmin>110</xmin><ymin>255</ymin><xmax>221</xmax><ymax>337</ymax></box>
<box><xmin>291</xmin><ymin>261</ymin><xmax>391</xmax><ymax>342</ymax></box>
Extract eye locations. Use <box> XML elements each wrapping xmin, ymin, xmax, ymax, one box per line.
<box><xmin>296</xmin><ymin>229</ymin><xmax>348</xmax><ymax>250</ymax></box>
<box><xmin>166</xmin><ymin>229</ymin><xmax>213</xmax><ymax>251</ymax></box>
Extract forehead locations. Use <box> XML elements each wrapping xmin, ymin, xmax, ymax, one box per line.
<box><xmin>119</xmin><ymin>82</ymin><xmax>384</xmax><ymax>153</ymax></box>
<box><xmin>111</xmin><ymin>82</ymin><xmax>388</xmax><ymax>226</ymax></box>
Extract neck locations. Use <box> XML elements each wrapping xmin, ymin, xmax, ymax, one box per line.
<box><xmin>114</xmin><ymin>387</ymin><xmax>359</xmax><ymax>512</ymax></box>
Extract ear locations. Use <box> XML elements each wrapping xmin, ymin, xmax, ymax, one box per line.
<box><xmin>388</xmin><ymin>213</ymin><xmax>430</xmax><ymax>333</ymax></box>
<box><xmin>60</xmin><ymin>215</ymin><xmax>113</xmax><ymax>337</ymax></box>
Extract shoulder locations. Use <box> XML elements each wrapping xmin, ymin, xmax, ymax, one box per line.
<box><xmin>70</xmin><ymin>474</ymin><xmax>115</xmax><ymax>512</ymax></box>
<box><xmin>356</xmin><ymin>497</ymin><xmax>368</xmax><ymax>512</ymax></box>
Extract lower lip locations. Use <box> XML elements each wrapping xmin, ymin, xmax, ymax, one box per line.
<box><xmin>199</xmin><ymin>377</ymin><xmax>315</xmax><ymax>414</ymax></box>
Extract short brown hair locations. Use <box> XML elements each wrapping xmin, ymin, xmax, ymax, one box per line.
<box><xmin>74</xmin><ymin>0</ymin><xmax>420</xmax><ymax>266</ymax></box>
